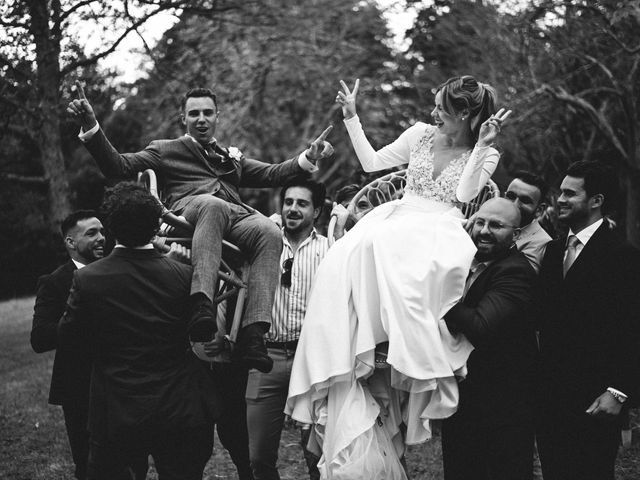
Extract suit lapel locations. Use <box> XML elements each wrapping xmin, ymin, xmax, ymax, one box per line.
<box><xmin>563</xmin><ymin>222</ymin><xmax>610</xmax><ymax>281</ymax></box>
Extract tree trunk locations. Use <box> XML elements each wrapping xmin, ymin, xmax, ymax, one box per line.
<box><xmin>28</xmin><ymin>0</ymin><xmax>71</xmax><ymax>231</ymax></box>
<box><xmin>625</xmin><ymin>169</ymin><xmax>640</xmax><ymax>247</ymax></box>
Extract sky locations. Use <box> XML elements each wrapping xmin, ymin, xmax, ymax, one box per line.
<box><xmin>97</xmin><ymin>1</ymin><xmax>418</xmax><ymax>83</ymax></box>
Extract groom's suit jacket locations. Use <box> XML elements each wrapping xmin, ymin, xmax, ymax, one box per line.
<box><xmin>58</xmin><ymin>248</ymin><xmax>220</xmax><ymax>444</ymax></box>
<box><xmin>445</xmin><ymin>248</ymin><xmax>538</xmax><ymax>427</ymax></box>
<box><xmin>84</xmin><ymin>129</ymin><xmax>309</xmax><ymax>211</ymax></box>
<box><xmin>537</xmin><ymin>220</ymin><xmax>640</xmax><ymax>411</ymax></box>
<box><xmin>31</xmin><ymin>260</ymin><xmax>92</xmax><ymax>406</ymax></box>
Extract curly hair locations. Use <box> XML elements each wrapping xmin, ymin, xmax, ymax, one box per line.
<box><xmin>437</xmin><ymin>75</ymin><xmax>498</xmax><ymax>141</ymax></box>
<box><xmin>181</xmin><ymin>87</ymin><xmax>218</xmax><ymax>112</ymax></box>
<box><xmin>100</xmin><ymin>182</ymin><xmax>162</xmax><ymax>247</ymax></box>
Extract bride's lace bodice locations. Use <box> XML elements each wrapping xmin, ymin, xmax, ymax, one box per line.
<box><xmin>342</xmin><ymin>115</ymin><xmax>500</xmax><ymax>204</ymax></box>
<box><xmin>404</xmin><ymin>126</ymin><xmax>470</xmax><ymax>203</ymax></box>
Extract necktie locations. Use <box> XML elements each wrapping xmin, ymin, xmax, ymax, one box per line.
<box><xmin>563</xmin><ymin>235</ymin><xmax>580</xmax><ymax>277</ymax></box>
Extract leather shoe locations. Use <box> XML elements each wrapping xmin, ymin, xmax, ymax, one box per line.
<box><xmin>189</xmin><ymin>294</ymin><xmax>217</xmax><ymax>342</ymax></box>
<box><xmin>235</xmin><ymin>325</ymin><xmax>273</xmax><ymax>373</ymax></box>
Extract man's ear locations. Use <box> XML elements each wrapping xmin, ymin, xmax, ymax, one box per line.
<box><xmin>313</xmin><ymin>207</ymin><xmax>321</xmax><ymax>221</ymax></box>
<box><xmin>590</xmin><ymin>193</ymin><xmax>604</xmax><ymax>210</ymax></box>
<box><xmin>513</xmin><ymin>228</ymin><xmax>522</xmax><ymax>242</ymax></box>
<box><xmin>535</xmin><ymin>202</ymin><xmax>547</xmax><ymax>218</ymax></box>
<box><xmin>180</xmin><ymin>114</ymin><xmax>186</xmax><ymax>127</ymax></box>
<box><xmin>64</xmin><ymin>235</ymin><xmax>76</xmax><ymax>251</ymax></box>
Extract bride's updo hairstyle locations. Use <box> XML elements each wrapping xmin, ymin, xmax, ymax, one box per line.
<box><xmin>437</xmin><ymin>75</ymin><xmax>497</xmax><ymax>141</ymax></box>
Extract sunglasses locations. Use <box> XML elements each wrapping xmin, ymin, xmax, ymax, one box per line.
<box><xmin>281</xmin><ymin>257</ymin><xmax>293</xmax><ymax>287</ymax></box>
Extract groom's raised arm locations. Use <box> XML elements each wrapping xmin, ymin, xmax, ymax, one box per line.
<box><xmin>67</xmin><ymin>82</ymin><xmax>161</xmax><ymax>179</ymax></box>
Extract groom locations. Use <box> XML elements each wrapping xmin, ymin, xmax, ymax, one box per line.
<box><xmin>67</xmin><ymin>85</ymin><xmax>333</xmax><ymax>372</ymax></box>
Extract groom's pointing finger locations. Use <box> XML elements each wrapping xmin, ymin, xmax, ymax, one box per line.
<box><xmin>75</xmin><ymin>80</ymin><xmax>87</xmax><ymax>100</ymax></box>
<box><xmin>316</xmin><ymin>125</ymin><xmax>333</xmax><ymax>142</ymax></box>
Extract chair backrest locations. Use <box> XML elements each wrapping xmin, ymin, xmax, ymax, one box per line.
<box><xmin>327</xmin><ymin>170</ymin><xmax>499</xmax><ymax>245</ymax></box>
<box><xmin>347</xmin><ymin>169</ymin><xmax>499</xmax><ymax>220</ymax></box>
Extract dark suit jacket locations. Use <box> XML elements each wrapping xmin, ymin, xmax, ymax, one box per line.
<box><xmin>58</xmin><ymin>248</ymin><xmax>220</xmax><ymax>444</ymax></box>
<box><xmin>84</xmin><ymin>129</ymin><xmax>309</xmax><ymax>210</ymax></box>
<box><xmin>31</xmin><ymin>260</ymin><xmax>92</xmax><ymax>406</ymax></box>
<box><xmin>445</xmin><ymin>248</ymin><xmax>538</xmax><ymax>427</ymax></box>
<box><xmin>537</xmin><ymin>221</ymin><xmax>640</xmax><ymax>411</ymax></box>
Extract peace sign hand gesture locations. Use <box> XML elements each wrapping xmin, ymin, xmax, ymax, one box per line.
<box><xmin>306</xmin><ymin>125</ymin><xmax>334</xmax><ymax>164</ymax></box>
<box><xmin>66</xmin><ymin>81</ymin><xmax>98</xmax><ymax>131</ymax></box>
<box><xmin>477</xmin><ymin>108</ymin><xmax>512</xmax><ymax>148</ymax></box>
<box><xmin>335</xmin><ymin>79</ymin><xmax>359</xmax><ymax>120</ymax></box>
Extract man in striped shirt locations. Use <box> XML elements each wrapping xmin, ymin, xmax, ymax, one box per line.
<box><xmin>246</xmin><ymin>179</ymin><xmax>330</xmax><ymax>480</ymax></box>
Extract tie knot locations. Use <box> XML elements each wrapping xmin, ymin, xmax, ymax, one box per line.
<box><xmin>567</xmin><ymin>235</ymin><xmax>580</xmax><ymax>249</ymax></box>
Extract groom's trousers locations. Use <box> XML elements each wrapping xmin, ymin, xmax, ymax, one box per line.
<box><xmin>182</xmin><ymin>194</ymin><xmax>282</xmax><ymax>328</ymax></box>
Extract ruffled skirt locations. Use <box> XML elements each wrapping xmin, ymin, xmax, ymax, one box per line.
<box><xmin>285</xmin><ymin>193</ymin><xmax>476</xmax><ymax>478</ymax></box>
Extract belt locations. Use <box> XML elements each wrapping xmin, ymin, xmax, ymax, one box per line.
<box><xmin>265</xmin><ymin>340</ymin><xmax>298</xmax><ymax>350</ymax></box>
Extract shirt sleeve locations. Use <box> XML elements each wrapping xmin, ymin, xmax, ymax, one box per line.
<box><xmin>78</xmin><ymin>123</ymin><xmax>100</xmax><ymax>142</ymax></box>
<box><xmin>343</xmin><ymin>115</ymin><xmax>424</xmax><ymax>172</ymax></box>
<box><xmin>456</xmin><ymin>145</ymin><xmax>500</xmax><ymax>203</ymax></box>
<box><xmin>297</xmin><ymin>152</ymin><xmax>319</xmax><ymax>172</ymax></box>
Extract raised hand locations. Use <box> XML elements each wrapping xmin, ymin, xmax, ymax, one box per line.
<box><xmin>335</xmin><ymin>79</ymin><xmax>359</xmax><ymax>119</ymax></box>
<box><xmin>306</xmin><ymin>125</ymin><xmax>334</xmax><ymax>163</ymax></box>
<box><xmin>66</xmin><ymin>81</ymin><xmax>98</xmax><ymax>131</ymax></box>
<box><xmin>477</xmin><ymin>108</ymin><xmax>512</xmax><ymax>148</ymax></box>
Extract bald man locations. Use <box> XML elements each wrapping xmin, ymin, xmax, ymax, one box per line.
<box><xmin>442</xmin><ymin>198</ymin><xmax>538</xmax><ymax>480</ymax></box>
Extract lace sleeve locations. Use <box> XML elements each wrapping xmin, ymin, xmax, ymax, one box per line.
<box><xmin>343</xmin><ymin>115</ymin><xmax>426</xmax><ymax>172</ymax></box>
<box><xmin>455</xmin><ymin>145</ymin><xmax>500</xmax><ymax>203</ymax></box>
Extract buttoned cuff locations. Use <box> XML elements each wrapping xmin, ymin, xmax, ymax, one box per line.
<box><xmin>607</xmin><ymin>387</ymin><xmax>628</xmax><ymax>401</ymax></box>
<box><xmin>78</xmin><ymin>123</ymin><xmax>100</xmax><ymax>142</ymax></box>
<box><xmin>297</xmin><ymin>152</ymin><xmax>319</xmax><ymax>172</ymax></box>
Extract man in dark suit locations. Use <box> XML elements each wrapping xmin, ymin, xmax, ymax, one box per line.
<box><xmin>31</xmin><ymin>210</ymin><xmax>105</xmax><ymax>480</ymax></box>
<box><xmin>67</xmin><ymin>84</ymin><xmax>334</xmax><ymax>373</ymax></box>
<box><xmin>536</xmin><ymin>160</ymin><xmax>640</xmax><ymax>480</ymax></box>
<box><xmin>58</xmin><ymin>182</ymin><xmax>220</xmax><ymax>480</ymax></box>
<box><xmin>442</xmin><ymin>198</ymin><xmax>538</xmax><ymax>480</ymax></box>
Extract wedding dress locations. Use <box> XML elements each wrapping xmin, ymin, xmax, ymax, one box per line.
<box><xmin>285</xmin><ymin>115</ymin><xmax>500</xmax><ymax>479</ymax></box>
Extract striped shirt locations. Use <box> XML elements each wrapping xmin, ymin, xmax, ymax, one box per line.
<box><xmin>267</xmin><ymin>228</ymin><xmax>329</xmax><ymax>342</ymax></box>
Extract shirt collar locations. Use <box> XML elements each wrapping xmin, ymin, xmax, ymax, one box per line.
<box><xmin>568</xmin><ymin>218</ymin><xmax>603</xmax><ymax>247</ymax></box>
<box><xmin>282</xmin><ymin>228</ymin><xmax>318</xmax><ymax>250</ymax></box>
<box><xmin>114</xmin><ymin>243</ymin><xmax>154</xmax><ymax>250</ymax></box>
<box><xmin>184</xmin><ymin>133</ymin><xmax>217</xmax><ymax>147</ymax></box>
<box><xmin>518</xmin><ymin>218</ymin><xmax>541</xmax><ymax>239</ymax></box>
<box><xmin>71</xmin><ymin>259</ymin><xmax>87</xmax><ymax>270</ymax></box>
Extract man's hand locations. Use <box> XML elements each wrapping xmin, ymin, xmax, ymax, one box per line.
<box><xmin>66</xmin><ymin>81</ymin><xmax>98</xmax><ymax>132</ymax></box>
<box><xmin>585</xmin><ymin>391</ymin><xmax>623</xmax><ymax>419</ymax></box>
<box><xmin>305</xmin><ymin>125</ymin><xmax>334</xmax><ymax>164</ymax></box>
<box><xmin>330</xmin><ymin>202</ymin><xmax>350</xmax><ymax>240</ymax></box>
<box><xmin>165</xmin><ymin>242</ymin><xmax>191</xmax><ymax>265</ymax></box>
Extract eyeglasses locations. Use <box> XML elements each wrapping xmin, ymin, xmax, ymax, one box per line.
<box><xmin>473</xmin><ymin>217</ymin><xmax>518</xmax><ymax>232</ymax></box>
<box><xmin>281</xmin><ymin>257</ymin><xmax>293</xmax><ymax>287</ymax></box>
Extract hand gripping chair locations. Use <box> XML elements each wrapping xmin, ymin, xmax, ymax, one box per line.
<box><xmin>138</xmin><ymin>169</ymin><xmax>249</xmax><ymax>363</ymax></box>
<box><xmin>328</xmin><ymin>169</ymin><xmax>500</xmax><ymax>244</ymax></box>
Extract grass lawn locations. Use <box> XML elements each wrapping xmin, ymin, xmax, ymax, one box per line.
<box><xmin>1</xmin><ymin>296</ymin><xmax>638</xmax><ymax>479</ymax></box>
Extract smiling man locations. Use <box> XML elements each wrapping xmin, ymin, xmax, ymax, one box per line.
<box><xmin>246</xmin><ymin>179</ymin><xmax>329</xmax><ymax>480</ymax></box>
<box><xmin>504</xmin><ymin>171</ymin><xmax>552</xmax><ymax>273</ymax></box>
<box><xmin>67</xmin><ymin>85</ymin><xmax>334</xmax><ymax>373</ymax></box>
<box><xmin>442</xmin><ymin>198</ymin><xmax>538</xmax><ymax>480</ymax></box>
<box><xmin>31</xmin><ymin>210</ymin><xmax>106</xmax><ymax>480</ymax></box>
<box><xmin>536</xmin><ymin>161</ymin><xmax>640</xmax><ymax>480</ymax></box>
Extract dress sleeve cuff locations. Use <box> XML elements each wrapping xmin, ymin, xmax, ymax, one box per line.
<box><xmin>607</xmin><ymin>387</ymin><xmax>628</xmax><ymax>401</ymax></box>
<box><xmin>298</xmin><ymin>152</ymin><xmax>319</xmax><ymax>172</ymax></box>
<box><xmin>78</xmin><ymin>123</ymin><xmax>100</xmax><ymax>143</ymax></box>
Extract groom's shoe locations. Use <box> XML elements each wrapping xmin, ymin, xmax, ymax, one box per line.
<box><xmin>234</xmin><ymin>323</ymin><xmax>273</xmax><ymax>373</ymax></box>
<box><xmin>188</xmin><ymin>293</ymin><xmax>217</xmax><ymax>342</ymax></box>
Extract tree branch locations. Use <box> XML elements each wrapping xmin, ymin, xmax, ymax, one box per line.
<box><xmin>59</xmin><ymin>0</ymin><xmax>100</xmax><ymax>24</ymax></box>
<box><xmin>0</xmin><ymin>173</ymin><xmax>47</xmax><ymax>185</ymax></box>
<box><xmin>61</xmin><ymin>2</ymin><xmax>188</xmax><ymax>75</ymax></box>
<box><xmin>542</xmin><ymin>84</ymin><xmax>631</xmax><ymax>166</ymax></box>
<box><xmin>602</xmin><ymin>27</ymin><xmax>640</xmax><ymax>54</ymax></box>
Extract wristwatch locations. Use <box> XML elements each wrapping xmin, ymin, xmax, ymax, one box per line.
<box><xmin>607</xmin><ymin>387</ymin><xmax>627</xmax><ymax>404</ymax></box>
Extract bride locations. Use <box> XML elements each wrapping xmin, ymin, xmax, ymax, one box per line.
<box><xmin>286</xmin><ymin>75</ymin><xmax>510</xmax><ymax>479</ymax></box>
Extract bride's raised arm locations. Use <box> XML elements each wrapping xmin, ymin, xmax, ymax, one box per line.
<box><xmin>337</xmin><ymin>79</ymin><xmax>421</xmax><ymax>173</ymax></box>
<box><xmin>456</xmin><ymin>108</ymin><xmax>511</xmax><ymax>203</ymax></box>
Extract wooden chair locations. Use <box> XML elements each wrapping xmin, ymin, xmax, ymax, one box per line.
<box><xmin>138</xmin><ymin>169</ymin><xmax>249</xmax><ymax>363</ymax></box>
<box><xmin>328</xmin><ymin>169</ymin><xmax>500</xmax><ymax>243</ymax></box>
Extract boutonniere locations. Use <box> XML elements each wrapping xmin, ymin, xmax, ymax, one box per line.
<box><xmin>226</xmin><ymin>146</ymin><xmax>244</xmax><ymax>163</ymax></box>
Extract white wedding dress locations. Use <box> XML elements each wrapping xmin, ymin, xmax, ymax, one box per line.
<box><xmin>285</xmin><ymin>115</ymin><xmax>500</xmax><ymax>479</ymax></box>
